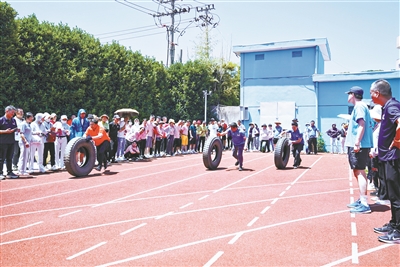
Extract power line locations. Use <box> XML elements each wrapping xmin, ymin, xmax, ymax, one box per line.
<box><xmin>95</xmin><ymin>24</ymin><xmax>158</xmax><ymax>37</ymax></box>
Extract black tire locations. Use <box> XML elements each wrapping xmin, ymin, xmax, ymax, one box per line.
<box><xmin>202</xmin><ymin>136</ymin><xmax>223</xmax><ymax>170</ymax></box>
<box><xmin>64</xmin><ymin>137</ymin><xmax>96</xmax><ymax>177</ymax></box>
<box><xmin>274</xmin><ymin>137</ymin><xmax>291</xmax><ymax>169</ymax></box>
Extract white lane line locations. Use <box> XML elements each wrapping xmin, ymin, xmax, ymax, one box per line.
<box><xmin>203</xmin><ymin>251</ymin><xmax>224</xmax><ymax>267</ymax></box>
<box><xmin>349</xmin><ymin>182</ymin><xmax>353</xmax><ymax>187</ymax></box>
<box><xmin>179</xmin><ymin>202</ymin><xmax>193</xmax><ymax>209</ymax></box>
<box><xmin>1</xmin><ymin>161</ymin><xmax>203</xmax><ymax>209</ymax></box>
<box><xmin>1</xmin><ymin>189</ymin><xmax>352</xmax><ymax>246</ymax></box>
<box><xmin>58</xmin><ymin>210</ymin><xmax>82</xmax><ymax>218</ymax></box>
<box><xmin>198</xmin><ymin>195</ymin><xmax>209</xmax><ymax>201</ymax></box>
<box><xmin>0</xmin><ymin>221</ymin><xmax>43</xmax><ymax>236</ymax></box>
<box><xmin>1</xmin><ymin>179</ymin><xmax>68</xmax><ymax>192</ymax></box>
<box><xmin>351</xmin><ymin>213</ymin><xmax>355</xmax><ymax>218</ymax></box>
<box><xmin>351</xmin><ymin>243</ymin><xmax>359</xmax><ymax>264</ymax></box>
<box><xmin>351</xmin><ymin>222</ymin><xmax>357</xmax><ymax>236</ymax></box>
<box><xmin>260</xmin><ymin>206</ymin><xmax>270</xmax><ymax>214</ymax></box>
<box><xmin>212</xmin><ymin>165</ymin><xmax>275</xmax><ymax>193</ymax></box>
<box><xmin>279</xmin><ymin>191</ymin><xmax>286</xmax><ymax>197</ymax></box>
<box><xmin>290</xmin><ymin>156</ymin><xmax>322</xmax><ymax>186</ymax></box>
<box><xmin>92</xmin><ymin>170</ymin><xmax>210</xmax><ymax>208</ymax></box>
<box><xmin>321</xmin><ymin>243</ymin><xmax>393</xmax><ymax>267</ymax></box>
<box><xmin>350</xmin><ymin>188</ymin><xmax>354</xmax><ymax>195</ymax></box>
<box><xmin>247</xmin><ymin>217</ymin><xmax>259</xmax><ymax>227</ymax></box>
<box><xmin>155</xmin><ymin>211</ymin><xmax>174</xmax><ymax>220</ymax></box>
<box><xmin>67</xmin><ymin>242</ymin><xmax>107</xmax><ymax>260</ymax></box>
<box><xmin>228</xmin><ymin>232</ymin><xmax>243</xmax><ymax>244</ymax></box>
<box><xmin>350</xmin><ymin>196</ymin><xmax>354</xmax><ymax>204</ymax></box>
<box><xmin>120</xmin><ymin>223</ymin><xmax>147</xmax><ymax>236</ymax></box>
<box><xmin>271</xmin><ymin>198</ymin><xmax>278</xmax><ymax>204</ymax></box>
<box><xmin>285</xmin><ymin>185</ymin><xmax>291</xmax><ymax>191</ymax></box>
<box><xmin>95</xmin><ymin>210</ymin><xmax>349</xmax><ymax>267</ymax></box>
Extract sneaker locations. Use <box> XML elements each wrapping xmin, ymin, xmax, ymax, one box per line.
<box><xmin>350</xmin><ymin>204</ymin><xmax>371</xmax><ymax>214</ymax></box>
<box><xmin>238</xmin><ymin>167</ymin><xmax>243</xmax><ymax>171</ymax></box>
<box><xmin>19</xmin><ymin>172</ymin><xmax>29</xmax><ymax>176</ymax></box>
<box><xmin>39</xmin><ymin>167</ymin><xmax>46</xmax><ymax>173</ymax></box>
<box><xmin>367</xmin><ymin>183</ymin><xmax>375</xmax><ymax>191</ymax></box>
<box><xmin>51</xmin><ymin>165</ymin><xmax>59</xmax><ymax>171</ymax></box>
<box><xmin>374</xmin><ymin>223</ymin><xmax>394</xmax><ymax>234</ymax></box>
<box><xmin>235</xmin><ymin>161</ymin><xmax>239</xmax><ymax>166</ymax></box>
<box><xmin>95</xmin><ymin>166</ymin><xmax>102</xmax><ymax>171</ymax></box>
<box><xmin>375</xmin><ymin>200</ymin><xmax>390</xmax><ymax>205</ymax></box>
<box><xmin>378</xmin><ymin>229</ymin><xmax>400</xmax><ymax>244</ymax></box>
<box><xmin>0</xmin><ymin>174</ymin><xmax>5</xmax><ymax>180</ymax></box>
<box><xmin>12</xmin><ymin>165</ymin><xmax>18</xmax><ymax>171</ymax></box>
<box><xmin>6</xmin><ymin>172</ymin><xmax>19</xmax><ymax>179</ymax></box>
<box><xmin>293</xmin><ymin>166</ymin><xmax>298</xmax><ymax>169</ymax></box>
<box><xmin>347</xmin><ymin>199</ymin><xmax>361</xmax><ymax>208</ymax></box>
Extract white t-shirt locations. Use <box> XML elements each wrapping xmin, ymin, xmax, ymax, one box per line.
<box><xmin>208</xmin><ymin>123</ymin><xmax>218</xmax><ymax>137</ymax></box>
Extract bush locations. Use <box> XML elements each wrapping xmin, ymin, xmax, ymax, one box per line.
<box><xmin>317</xmin><ymin>135</ymin><xmax>327</xmax><ymax>152</ymax></box>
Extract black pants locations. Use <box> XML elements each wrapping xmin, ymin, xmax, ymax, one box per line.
<box><xmin>139</xmin><ymin>139</ymin><xmax>146</xmax><ymax>156</ymax></box>
<box><xmin>198</xmin><ymin>136</ymin><xmax>205</xmax><ymax>152</ymax></box>
<box><xmin>308</xmin><ymin>137</ymin><xmax>318</xmax><ymax>154</ymax></box>
<box><xmin>43</xmin><ymin>142</ymin><xmax>55</xmax><ymax>166</ymax></box>
<box><xmin>0</xmin><ymin>143</ymin><xmax>14</xmax><ymax>174</ymax></box>
<box><xmin>292</xmin><ymin>144</ymin><xmax>303</xmax><ymax>167</ymax></box>
<box><xmin>108</xmin><ymin>138</ymin><xmax>118</xmax><ymax>161</ymax></box>
<box><xmin>260</xmin><ymin>140</ymin><xmax>270</xmax><ymax>152</ymax></box>
<box><xmin>379</xmin><ymin>160</ymin><xmax>400</xmax><ymax>230</ymax></box>
<box><xmin>97</xmin><ymin>140</ymin><xmax>110</xmax><ymax>168</ymax></box>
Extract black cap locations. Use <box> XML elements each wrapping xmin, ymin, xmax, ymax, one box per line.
<box><xmin>345</xmin><ymin>86</ymin><xmax>363</xmax><ymax>97</ymax></box>
<box><xmin>229</xmin><ymin>122</ymin><xmax>238</xmax><ymax>128</ymax></box>
<box><xmin>291</xmin><ymin>122</ymin><xmax>298</xmax><ymax>127</ymax></box>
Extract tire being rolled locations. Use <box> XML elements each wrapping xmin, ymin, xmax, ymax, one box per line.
<box><xmin>64</xmin><ymin>137</ymin><xmax>96</xmax><ymax>177</ymax></box>
<box><xmin>202</xmin><ymin>136</ymin><xmax>223</xmax><ymax>170</ymax></box>
<box><xmin>274</xmin><ymin>137</ymin><xmax>291</xmax><ymax>169</ymax></box>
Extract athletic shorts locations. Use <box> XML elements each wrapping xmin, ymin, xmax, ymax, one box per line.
<box><xmin>181</xmin><ymin>135</ymin><xmax>188</xmax><ymax>146</ymax></box>
<box><xmin>347</xmin><ymin>147</ymin><xmax>370</xmax><ymax>170</ymax></box>
<box><xmin>146</xmin><ymin>136</ymin><xmax>153</xmax><ymax>148</ymax></box>
<box><xmin>189</xmin><ymin>136</ymin><xmax>196</xmax><ymax>145</ymax></box>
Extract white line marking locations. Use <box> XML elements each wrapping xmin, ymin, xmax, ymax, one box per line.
<box><xmin>260</xmin><ymin>206</ymin><xmax>270</xmax><ymax>214</ymax></box>
<box><xmin>290</xmin><ymin>156</ymin><xmax>322</xmax><ymax>186</ymax></box>
<box><xmin>350</xmin><ymin>196</ymin><xmax>354</xmax><ymax>204</ymax></box>
<box><xmin>321</xmin><ymin>243</ymin><xmax>393</xmax><ymax>267</ymax></box>
<box><xmin>0</xmin><ymin>189</ymin><xmax>352</xmax><ymax>246</ymax></box>
<box><xmin>350</xmin><ymin>188</ymin><xmax>354</xmax><ymax>195</ymax></box>
<box><xmin>351</xmin><ymin>243</ymin><xmax>359</xmax><ymax>264</ymax></box>
<box><xmin>285</xmin><ymin>185</ymin><xmax>291</xmax><ymax>191</ymax></box>
<box><xmin>213</xmin><ymin>165</ymin><xmax>275</xmax><ymax>193</ymax></box>
<box><xmin>351</xmin><ymin>222</ymin><xmax>357</xmax><ymax>236</ymax></box>
<box><xmin>279</xmin><ymin>191</ymin><xmax>286</xmax><ymax>197</ymax></box>
<box><xmin>351</xmin><ymin>213</ymin><xmax>355</xmax><ymax>218</ymax></box>
<box><xmin>1</xmin><ymin>179</ymin><xmax>68</xmax><ymax>192</ymax></box>
<box><xmin>228</xmin><ymin>232</ymin><xmax>243</xmax><ymax>244</ymax></box>
<box><xmin>271</xmin><ymin>198</ymin><xmax>278</xmax><ymax>204</ymax></box>
<box><xmin>198</xmin><ymin>195</ymin><xmax>209</xmax><ymax>200</ymax></box>
<box><xmin>67</xmin><ymin>242</ymin><xmax>107</xmax><ymax>260</ymax></box>
<box><xmin>1</xmin><ymin>161</ymin><xmax>203</xmax><ymax>209</ymax></box>
<box><xmin>0</xmin><ymin>221</ymin><xmax>43</xmax><ymax>236</ymax></box>
<box><xmin>247</xmin><ymin>217</ymin><xmax>259</xmax><ymax>227</ymax></box>
<box><xmin>349</xmin><ymin>182</ymin><xmax>353</xmax><ymax>187</ymax></box>
<box><xmin>179</xmin><ymin>202</ymin><xmax>193</xmax><ymax>209</ymax></box>
<box><xmin>155</xmin><ymin>211</ymin><xmax>173</xmax><ymax>220</ymax></box>
<box><xmin>95</xmin><ymin>210</ymin><xmax>349</xmax><ymax>267</ymax></box>
<box><xmin>203</xmin><ymin>251</ymin><xmax>224</xmax><ymax>267</ymax></box>
<box><xmin>58</xmin><ymin>210</ymin><xmax>82</xmax><ymax>218</ymax></box>
<box><xmin>120</xmin><ymin>223</ymin><xmax>147</xmax><ymax>236</ymax></box>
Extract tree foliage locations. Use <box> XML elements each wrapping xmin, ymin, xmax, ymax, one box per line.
<box><xmin>1</xmin><ymin>4</ymin><xmax>240</xmax><ymax>121</ymax></box>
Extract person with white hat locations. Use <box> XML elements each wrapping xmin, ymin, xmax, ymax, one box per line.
<box><xmin>54</xmin><ymin>115</ymin><xmax>70</xmax><ymax>170</ymax></box>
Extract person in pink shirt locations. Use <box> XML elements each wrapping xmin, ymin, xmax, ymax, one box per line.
<box><xmin>124</xmin><ymin>141</ymin><xmax>140</xmax><ymax>161</ymax></box>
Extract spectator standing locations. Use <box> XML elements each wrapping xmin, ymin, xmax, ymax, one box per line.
<box><xmin>267</xmin><ymin>124</ymin><xmax>274</xmax><ymax>152</ymax></box>
<box><xmin>207</xmin><ymin>118</ymin><xmax>219</xmax><ymax>138</ymax></box>
<box><xmin>30</xmin><ymin>113</ymin><xmax>47</xmax><ymax>173</ymax></box>
<box><xmin>339</xmin><ymin>123</ymin><xmax>348</xmax><ymax>154</ymax></box>
<box><xmin>246</xmin><ymin>122</ymin><xmax>255</xmax><ymax>151</ymax></box>
<box><xmin>198</xmin><ymin>121</ymin><xmax>207</xmax><ymax>152</ymax></box>
<box><xmin>108</xmin><ymin>115</ymin><xmax>120</xmax><ymax>163</ymax></box>
<box><xmin>369</xmin><ymin>79</ymin><xmax>400</xmax><ymax>243</ymax></box>
<box><xmin>273</xmin><ymin>121</ymin><xmax>282</xmax><ymax>147</ymax></box>
<box><xmin>345</xmin><ymin>86</ymin><xmax>373</xmax><ymax>214</ymax></box>
<box><xmin>305</xmin><ymin>120</ymin><xmax>320</xmax><ymax>154</ymax></box>
<box><xmin>43</xmin><ymin>113</ymin><xmax>57</xmax><ymax>170</ymax></box>
<box><xmin>99</xmin><ymin>114</ymin><xmax>110</xmax><ymax>133</ymax></box>
<box><xmin>69</xmin><ymin>109</ymin><xmax>89</xmax><ymax>139</ymax></box>
<box><xmin>326</xmin><ymin>124</ymin><xmax>341</xmax><ymax>153</ymax></box>
<box><xmin>18</xmin><ymin>112</ymin><xmax>34</xmax><ymax>175</ymax></box>
<box><xmin>12</xmin><ymin>108</ymin><xmax>24</xmax><ymax>171</ymax></box>
<box><xmin>260</xmin><ymin>124</ymin><xmax>269</xmax><ymax>152</ymax></box>
<box><xmin>254</xmin><ymin>123</ymin><xmax>260</xmax><ymax>150</ymax></box>
<box><xmin>0</xmin><ymin>106</ymin><xmax>19</xmax><ymax>179</ymax></box>
<box><xmin>54</xmin><ymin>115</ymin><xmax>70</xmax><ymax>170</ymax></box>
<box><xmin>189</xmin><ymin>120</ymin><xmax>197</xmax><ymax>153</ymax></box>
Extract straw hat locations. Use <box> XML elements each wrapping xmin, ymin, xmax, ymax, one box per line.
<box><xmin>169</xmin><ymin>119</ymin><xmax>175</xmax><ymax>124</ymax></box>
<box><xmin>370</xmin><ymin>105</ymin><xmax>382</xmax><ymax>120</ymax></box>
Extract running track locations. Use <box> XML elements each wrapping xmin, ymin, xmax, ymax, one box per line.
<box><xmin>1</xmin><ymin>151</ymin><xmax>399</xmax><ymax>266</ymax></box>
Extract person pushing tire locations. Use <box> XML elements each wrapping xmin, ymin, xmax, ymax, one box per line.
<box><xmin>217</xmin><ymin>122</ymin><xmax>246</xmax><ymax>171</ymax></box>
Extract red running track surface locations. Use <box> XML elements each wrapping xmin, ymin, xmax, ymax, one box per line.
<box><xmin>1</xmin><ymin>151</ymin><xmax>399</xmax><ymax>266</ymax></box>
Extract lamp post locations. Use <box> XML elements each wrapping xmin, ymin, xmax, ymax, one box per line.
<box><xmin>203</xmin><ymin>90</ymin><xmax>212</xmax><ymax>122</ymax></box>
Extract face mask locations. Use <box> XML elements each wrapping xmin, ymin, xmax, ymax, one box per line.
<box><xmin>129</xmin><ymin>122</ymin><xmax>132</xmax><ymax>126</ymax></box>
<box><xmin>45</xmin><ymin>118</ymin><xmax>50</xmax><ymax>123</ymax></box>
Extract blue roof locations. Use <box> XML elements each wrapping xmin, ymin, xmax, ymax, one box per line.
<box><xmin>233</xmin><ymin>38</ymin><xmax>331</xmax><ymax>61</ymax></box>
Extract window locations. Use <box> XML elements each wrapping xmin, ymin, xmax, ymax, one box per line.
<box><xmin>255</xmin><ymin>54</ymin><xmax>264</xmax><ymax>60</ymax></box>
<box><xmin>292</xmin><ymin>51</ymin><xmax>302</xmax><ymax>58</ymax></box>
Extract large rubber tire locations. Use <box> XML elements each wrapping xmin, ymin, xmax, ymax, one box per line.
<box><xmin>202</xmin><ymin>136</ymin><xmax>223</xmax><ymax>170</ymax></box>
<box><xmin>274</xmin><ymin>137</ymin><xmax>291</xmax><ymax>169</ymax></box>
<box><xmin>64</xmin><ymin>137</ymin><xmax>96</xmax><ymax>177</ymax></box>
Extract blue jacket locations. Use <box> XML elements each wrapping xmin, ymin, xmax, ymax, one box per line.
<box><xmin>70</xmin><ymin>109</ymin><xmax>89</xmax><ymax>139</ymax></box>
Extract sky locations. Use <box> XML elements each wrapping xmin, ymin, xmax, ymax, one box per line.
<box><xmin>7</xmin><ymin>0</ymin><xmax>400</xmax><ymax>74</ymax></box>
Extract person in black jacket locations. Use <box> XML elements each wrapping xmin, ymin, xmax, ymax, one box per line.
<box><xmin>108</xmin><ymin>115</ymin><xmax>120</xmax><ymax>163</ymax></box>
<box><xmin>326</xmin><ymin>124</ymin><xmax>341</xmax><ymax>154</ymax></box>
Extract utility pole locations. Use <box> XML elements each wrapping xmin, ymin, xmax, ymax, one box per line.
<box><xmin>170</xmin><ymin>0</ymin><xmax>175</xmax><ymax>65</ymax></box>
<box><xmin>203</xmin><ymin>90</ymin><xmax>212</xmax><ymax>122</ymax></box>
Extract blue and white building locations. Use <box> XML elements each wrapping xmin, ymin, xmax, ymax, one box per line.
<box><xmin>231</xmin><ymin>38</ymin><xmax>400</xmax><ymax>150</ymax></box>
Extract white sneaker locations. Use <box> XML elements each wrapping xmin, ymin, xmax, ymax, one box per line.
<box><xmin>51</xmin><ymin>165</ymin><xmax>59</xmax><ymax>171</ymax></box>
<box><xmin>375</xmin><ymin>200</ymin><xmax>390</xmax><ymax>205</ymax></box>
<box><xmin>39</xmin><ymin>167</ymin><xmax>46</xmax><ymax>173</ymax></box>
<box><xmin>0</xmin><ymin>174</ymin><xmax>5</xmax><ymax>180</ymax></box>
<box><xmin>367</xmin><ymin>183</ymin><xmax>375</xmax><ymax>191</ymax></box>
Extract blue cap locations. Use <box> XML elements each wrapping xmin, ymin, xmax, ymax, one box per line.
<box><xmin>345</xmin><ymin>86</ymin><xmax>363</xmax><ymax>96</ymax></box>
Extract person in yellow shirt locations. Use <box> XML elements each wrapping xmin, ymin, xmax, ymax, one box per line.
<box><xmin>84</xmin><ymin>116</ymin><xmax>111</xmax><ymax>172</ymax></box>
